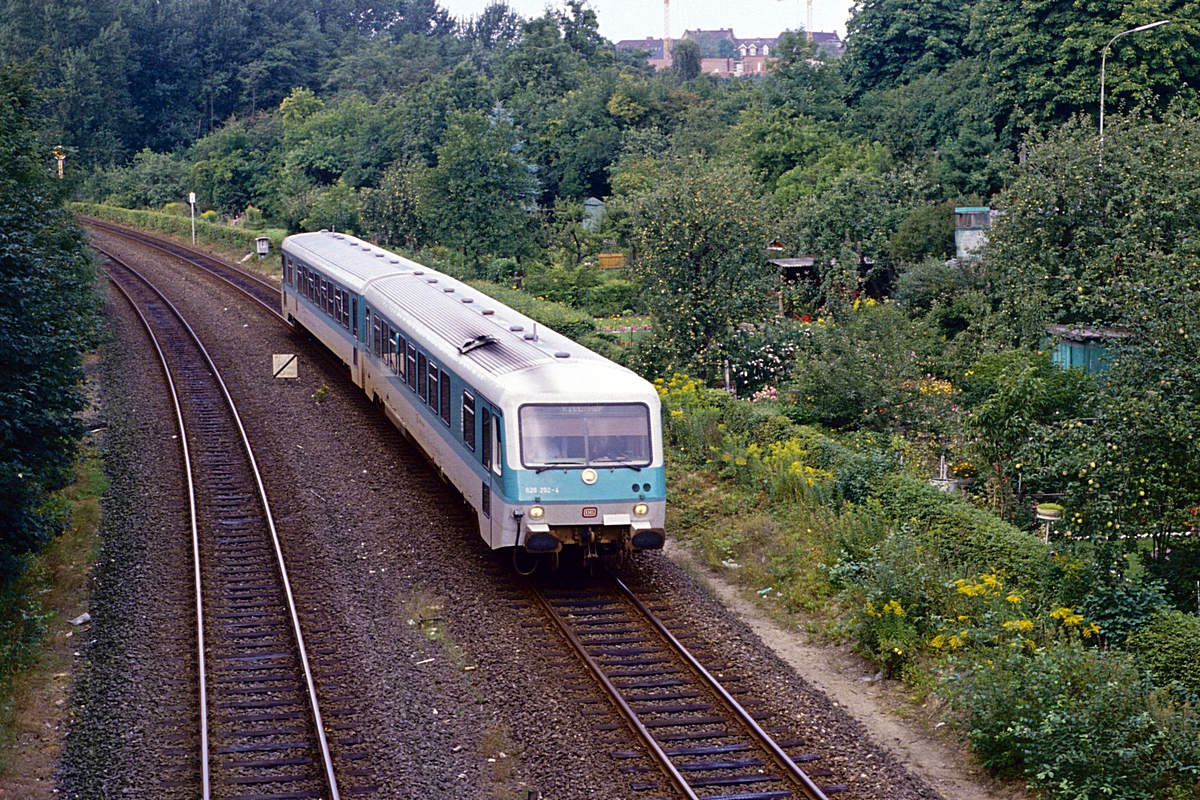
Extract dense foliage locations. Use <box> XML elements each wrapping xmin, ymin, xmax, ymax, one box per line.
<box><xmin>0</xmin><ymin>64</ymin><xmax>101</xmax><ymax>582</ymax></box>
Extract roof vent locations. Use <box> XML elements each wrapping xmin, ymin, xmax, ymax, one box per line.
<box><xmin>482</xmin><ymin>309</ymin><xmax>495</xmax><ymax>315</ymax></box>
<box><xmin>461</xmin><ymin>298</ymin><xmax>474</xmax><ymax>304</ymax></box>
<box><xmin>459</xmin><ymin>334</ymin><xmax>498</xmax><ymax>355</ymax></box>
<box><xmin>375</xmin><ymin>253</ymin><xmax>385</xmax><ymax>258</ymax></box>
<box><xmin>524</xmin><ymin>333</ymin><xmax>536</xmax><ymax>340</ymax></box>
<box><xmin>510</xmin><ymin>325</ymin><xmax>523</xmax><ymax>332</ymax></box>
<box><xmin>427</xmin><ymin>278</ymin><xmax>438</xmax><ymax>284</ymax></box>
<box><xmin>413</xmin><ymin>270</ymin><xmax>424</xmax><ymax>276</ymax></box>
<box><xmin>555</xmin><ymin>351</ymin><xmax>571</xmax><ymax>358</ymax></box>
<box><xmin>443</xmin><ymin>287</ymin><xmax>455</xmax><ymax>293</ymax></box>
<box><xmin>389</xmin><ymin>258</ymin><xmax>400</xmax><ymax>263</ymax></box>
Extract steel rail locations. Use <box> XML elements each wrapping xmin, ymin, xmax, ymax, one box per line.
<box><xmin>85</xmin><ymin>218</ymin><xmax>289</xmax><ymax>325</ymax></box>
<box><xmin>103</xmin><ymin>258</ymin><xmax>212</xmax><ymax>798</ymax></box>
<box><xmin>527</xmin><ymin>581</ymin><xmax>701</xmax><ymax>800</ymax></box>
<box><xmin>607</xmin><ymin>567</ymin><xmax>830</xmax><ymax>800</ymax></box>
<box><xmin>98</xmin><ymin>246</ymin><xmax>341</xmax><ymax>800</ymax></box>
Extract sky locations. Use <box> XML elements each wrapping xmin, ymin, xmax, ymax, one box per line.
<box><xmin>437</xmin><ymin>0</ymin><xmax>852</xmax><ymax>43</ymax></box>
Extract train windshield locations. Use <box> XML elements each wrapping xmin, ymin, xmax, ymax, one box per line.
<box><xmin>519</xmin><ymin>404</ymin><xmax>652</xmax><ymax>470</ymax></box>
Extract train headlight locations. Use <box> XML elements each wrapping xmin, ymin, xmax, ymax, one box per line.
<box><xmin>528</xmin><ymin>505</ymin><xmax>545</xmax><ymax>519</ymax></box>
<box><xmin>581</xmin><ymin>468</ymin><xmax>598</xmax><ymax>485</ymax></box>
<box><xmin>633</xmin><ymin>502</ymin><xmax>649</xmax><ymax>517</ymax></box>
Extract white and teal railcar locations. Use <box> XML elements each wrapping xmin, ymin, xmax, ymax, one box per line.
<box><xmin>280</xmin><ymin>231</ymin><xmax>666</xmax><ymax>559</ymax></box>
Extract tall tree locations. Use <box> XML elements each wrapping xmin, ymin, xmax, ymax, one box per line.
<box><xmin>0</xmin><ymin>63</ymin><xmax>101</xmax><ymax>582</ymax></box>
<box><xmin>984</xmin><ymin>115</ymin><xmax>1200</xmax><ymax>343</ymax></box>
<box><xmin>420</xmin><ymin>108</ymin><xmax>538</xmax><ymax>262</ymax></box>
<box><xmin>624</xmin><ymin>157</ymin><xmax>774</xmax><ymax>374</ymax></box>
<box><xmin>843</xmin><ymin>0</ymin><xmax>974</xmax><ymax>97</ymax></box>
<box><xmin>967</xmin><ymin>0</ymin><xmax>1199</xmax><ymax>132</ymax></box>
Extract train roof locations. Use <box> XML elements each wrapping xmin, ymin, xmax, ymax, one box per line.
<box><xmin>283</xmin><ymin>231</ymin><xmax>413</xmax><ymax>286</ymax></box>
<box><xmin>283</xmin><ymin>232</ymin><xmax>657</xmax><ymax>406</ymax></box>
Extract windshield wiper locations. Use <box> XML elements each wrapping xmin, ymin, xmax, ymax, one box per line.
<box><xmin>591</xmin><ymin>460</ymin><xmax>644</xmax><ymax>472</ymax></box>
<box><xmin>534</xmin><ymin>461</ymin><xmax>582</xmax><ymax>474</ymax></box>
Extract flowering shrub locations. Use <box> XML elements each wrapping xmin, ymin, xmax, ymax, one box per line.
<box><xmin>944</xmin><ymin>641</ymin><xmax>1200</xmax><ymax>799</ymax></box>
<box><xmin>751</xmin><ymin>385</ymin><xmax>779</xmax><ymax>403</ymax></box>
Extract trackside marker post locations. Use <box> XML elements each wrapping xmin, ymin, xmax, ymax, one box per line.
<box><xmin>273</xmin><ymin>354</ymin><xmax>298</xmax><ymax>379</ymax></box>
<box><xmin>189</xmin><ymin>192</ymin><xmax>196</xmax><ymax>244</ymax></box>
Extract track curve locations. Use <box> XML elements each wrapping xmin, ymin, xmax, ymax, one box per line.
<box><xmin>99</xmin><ymin>245</ymin><xmax>340</xmax><ymax>800</ymax></box>
<box><xmin>85</xmin><ymin>217</ymin><xmax>287</xmax><ymax>324</ymax></box>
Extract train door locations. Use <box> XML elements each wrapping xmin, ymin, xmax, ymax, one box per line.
<box><xmin>480</xmin><ymin>403</ymin><xmax>505</xmax><ymax>547</ymax></box>
<box><xmin>351</xmin><ymin>297</ymin><xmax>359</xmax><ymax>383</ymax></box>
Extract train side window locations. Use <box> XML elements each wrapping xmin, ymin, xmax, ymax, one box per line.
<box><xmin>335</xmin><ymin>290</ymin><xmax>343</xmax><ymax>324</ymax></box>
<box><xmin>372</xmin><ymin>318</ymin><xmax>381</xmax><ymax>356</ymax></box>
<box><xmin>396</xmin><ymin>336</ymin><xmax>406</xmax><ymax>377</ymax></box>
<box><xmin>481</xmin><ymin>408</ymin><xmax>491</xmax><ymax>468</ymax></box>
<box><xmin>390</xmin><ymin>329</ymin><xmax>400</xmax><ymax>374</ymax></box>
<box><xmin>428</xmin><ymin>363</ymin><xmax>439</xmax><ymax>415</ymax></box>
<box><xmin>440</xmin><ymin>372</ymin><xmax>451</xmax><ymax>426</ymax></box>
<box><xmin>462</xmin><ymin>392</ymin><xmax>475</xmax><ymax>450</ymax></box>
<box><xmin>492</xmin><ymin>415</ymin><xmax>503</xmax><ymax>477</ymax></box>
<box><xmin>417</xmin><ymin>353</ymin><xmax>427</xmax><ymax>401</ymax></box>
<box><xmin>352</xmin><ymin>298</ymin><xmax>358</xmax><ymax>338</ymax></box>
<box><xmin>406</xmin><ymin>344</ymin><xmax>417</xmax><ymax>390</ymax></box>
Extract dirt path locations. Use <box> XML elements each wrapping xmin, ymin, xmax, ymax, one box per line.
<box><xmin>665</xmin><ymin>540</ymin><xmax>1033</xmax><ymax>800</ymax></box>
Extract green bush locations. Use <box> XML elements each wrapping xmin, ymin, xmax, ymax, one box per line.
<box><xmin>836</xmin><ymin>530</ymin><xmax>951</xmax><ymax>675</ymax></box>
<box><xmin>944</xmin><ymin>642</ymin><xmax>1200</xmax><ymax>799</ymax></box>
<box><xmin>586</xmin><ymin>278</ymin><xmax>639</xmax><ymax>316</ymax></box>
<box><xmin>71</xmin><ymin>203</ymin><xmax>287</xmax><ymax>256</ymax></box>
<box><xmin>871</xmin><ymin>474</ymin><xmax>1049</xmax><ymax>590</ymax></box>
<box><xmin>1127</xmin><ymin>609</ymin><xmax>1200</xmax><ymax>693</ymax></box>
<box><xmin>786</xmin><ymin>301</ymin><xmax>942</xmax><ymax>430</ymax></box>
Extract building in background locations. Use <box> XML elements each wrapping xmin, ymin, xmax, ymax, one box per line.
<box><xmin>616</xmin><ymin>29</ymin><xmax>843</xmax><ymax>74</ymax></box>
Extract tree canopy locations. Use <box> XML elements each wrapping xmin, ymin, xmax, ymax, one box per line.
<box><xmin>0</xmin><ymin>63</ymin><xmax>101</xmax><ymax>582</ymax></box>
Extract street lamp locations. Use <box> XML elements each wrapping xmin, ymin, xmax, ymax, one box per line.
<box><xmin>1100</xmin><ymin>20</ymin><xmax>1170</xmax><ymax>146</ymax></box>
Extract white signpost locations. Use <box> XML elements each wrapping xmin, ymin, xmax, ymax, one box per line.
<box><xmin>188</xmin><ymin>192</ymin><xmax>196</xmax><ymax>244</ymax></box>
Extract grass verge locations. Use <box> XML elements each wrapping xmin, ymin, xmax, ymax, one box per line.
<box><xmin>0</xmin><ymin>442</ymin><xmax>106</xmax><ymax>785</ymax></box>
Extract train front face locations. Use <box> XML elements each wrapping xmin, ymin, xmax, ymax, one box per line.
<box><xmin>512</xmin><ymin>399</ymin><xmax>666</xmax><ymax>557</ymax></box>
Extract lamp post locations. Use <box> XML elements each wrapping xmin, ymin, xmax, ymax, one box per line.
<box><xmin>1100</xmin><ymin>20</ymin><xmax>1170</xmax><ymax>147</ymax></box>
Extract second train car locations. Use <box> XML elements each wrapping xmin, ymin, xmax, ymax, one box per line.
<box><xmin>279</xmin><ymin>231</ymin><xmax>666</xmax><ymax>560</ymax></box>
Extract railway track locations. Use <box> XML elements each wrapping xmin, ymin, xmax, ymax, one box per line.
<box><xmin>99</xmin><ymin>246</ymin><xmax>360</xmax><ymax>800</ymax></box>
<box><xmin>85</xmin><ymin>217</ymin><xmax>286</xmax><ymax>322</ymax></box>
<box><xmin>527</xmin><ymin>566</ymin><xmax>847</xmax><ymax>800</ymax></box>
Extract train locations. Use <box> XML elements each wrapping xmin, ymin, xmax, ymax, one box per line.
<box><xmin>280</xmin><ymin>231</ymin><xmax>666</xmax><ymax>564</ymax></box>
